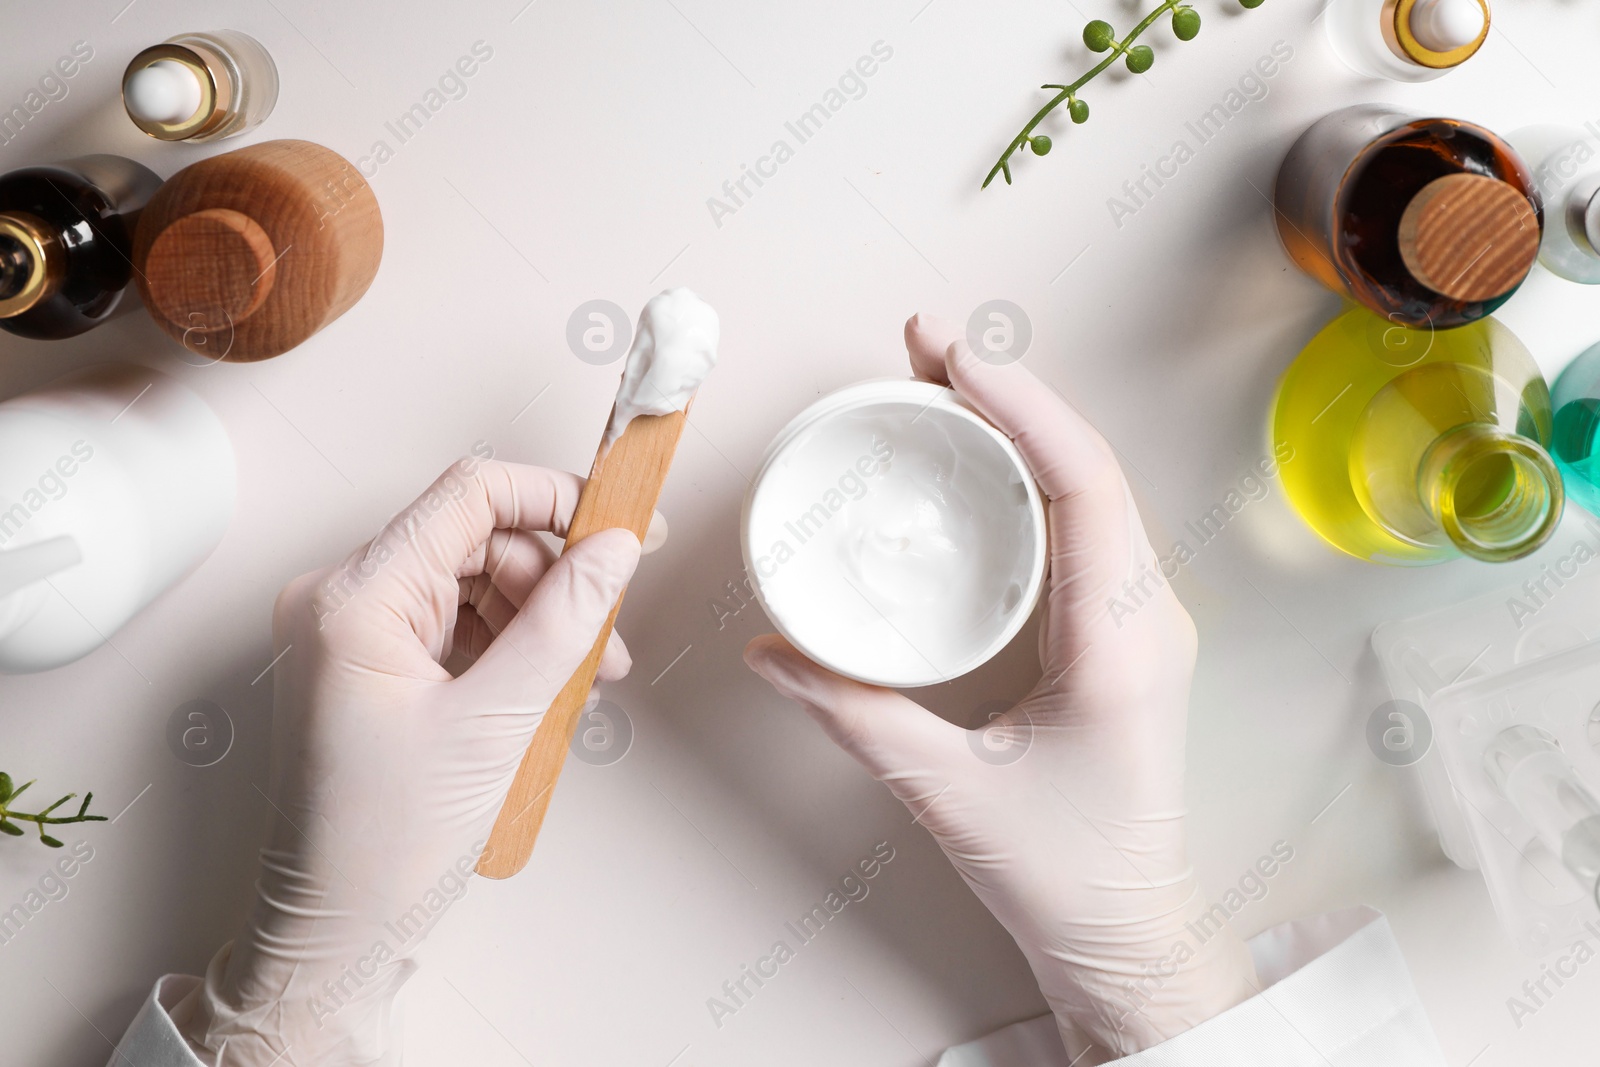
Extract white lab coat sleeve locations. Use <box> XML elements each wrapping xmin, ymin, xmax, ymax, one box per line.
<box><xmin>106</xmin><ymin>974</ymin><xmax>209</xmax><ymax>1067</ymax></box>
<box><xmin>937</xmin><ymin>907</ymin><xmax>1447</xmax><ymax>1067</ymax></box>
<box><xmin>117</xmin><ymin>907</ymin><xmax>1441</xmax><ymax>1066</ymax></box>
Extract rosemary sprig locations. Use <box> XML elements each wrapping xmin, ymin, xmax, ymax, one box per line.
<box><xmin>984</xmin><ymin>0</ymin><xmax>1266</xmax><ymax>189</ymax></box>
<box><xmin>0</xmin><ymin>771</ymin><xmax>107</xmax><ymax>848</ymax></box>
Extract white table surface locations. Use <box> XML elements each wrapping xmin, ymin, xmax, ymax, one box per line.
<box><xmin>4</xmin><ymin>1</ymin><xmax>1599</xmax><ymax>1064</ymax></box>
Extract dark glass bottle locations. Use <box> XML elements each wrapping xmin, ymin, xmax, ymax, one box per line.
<box><xmin>0</xmin><ymin>155</ymin><xmax>163</xmax><ymax>340</ymax></box>
<box><xmin>1276</xmin><ymin>105</ymin><xmax>1543</xmax><ymax>329</ymax></box>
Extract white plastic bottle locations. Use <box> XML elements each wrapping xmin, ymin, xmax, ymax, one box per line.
<box><xmin>1326</xmin><ymin>0</ymin><xmax>1489</xmax><ymax>81</ymax></box>
<box><xmin>0</xmin><ymin>364</ymin><xmax>235</xmax><ymax>673</ymax></box>
<box><xmin>1509</xmin><ymin>124</ymin><xmax>1600</xmax><ymax>285</ymax></box>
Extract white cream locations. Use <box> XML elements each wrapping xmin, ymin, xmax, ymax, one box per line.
<box><xmin>605</xmin><ymin>288</ymin><xmax>719</xmax><ymax>445</ymax></box>
<box><xmin>743</xmin><ymin>381</ymin><xmax>1046</xmax><ymax>688</ymax></box>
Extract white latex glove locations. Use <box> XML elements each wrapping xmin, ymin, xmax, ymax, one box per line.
<box><xmin>744</xmin><ymin>316</ymin><xmax>1258</xmax><ymax>1060</ymax></box>
<box><xmin>172</xmin><ymin>457</ymin><xmax>642</xmax><ymax>1067</ymax></box>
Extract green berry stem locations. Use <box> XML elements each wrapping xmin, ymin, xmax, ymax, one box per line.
<box><xmin>0</xmin><ymin>772</ymin><xmax>107</xmax><ymax>848</ymax></box>
<box><xmin>983</xmin><ymin>0</ymin><xmax>1247</xmax><ymax>189</ymax></box>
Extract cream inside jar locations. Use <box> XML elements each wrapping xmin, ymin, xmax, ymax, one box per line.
<box><xmin>742</xmin><ymin>380</ymin><xmax>1047</xmax><ymax>688</ymax></box>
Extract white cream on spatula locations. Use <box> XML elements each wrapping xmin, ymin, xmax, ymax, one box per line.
<box><xmin>605</xmin><ymin>288</ymin><xmax>720</xmax><ymax>445</ymax></box>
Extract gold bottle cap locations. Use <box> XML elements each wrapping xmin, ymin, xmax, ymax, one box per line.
<box><xmin>1384</xmin><ymin>0</ymin><xmax>1490</xmax><ymax>69</ymax></box>
<box><xmin>0</xmin><ymin>212</ymin><xmax>67</xmax><ymax>319</ymax></box>
<box><xmin>123</xmin><ymin>43</ymin><xmax>224</xmax><ymax>141</ymax></box>
<box><xmin>1398</xmin><ymin>173</ymin><xmax>1540</xmax><ymax>302</ymax></box>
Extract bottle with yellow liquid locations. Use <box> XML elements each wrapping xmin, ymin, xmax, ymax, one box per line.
<box><xmin>1275</xmin><ymin>306</ymin><xmax>1563</xmax><ymax>565</ymax></box>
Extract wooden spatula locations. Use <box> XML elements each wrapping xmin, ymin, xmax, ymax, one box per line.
<box><xmin>477</xmin><ymin>405</ymin><xmax>690</xmax><ymax>879</ymax></box>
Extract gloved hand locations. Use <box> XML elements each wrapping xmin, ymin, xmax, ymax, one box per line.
<box><xmin>172</xmin><ymin>457</ymin><xmax>642</xmax><ymax>1067</ymax></box>
<box><xmin>744</xmin><ymin>316</ymin><xmax>1259</xmax><ymax>1061</ymax></box>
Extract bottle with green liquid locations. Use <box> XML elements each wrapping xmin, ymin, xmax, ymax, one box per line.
<box><xmin>1275</xmin><ymin>306</ymin><xmax>1563</xmax><ymax>565</ymax></box>
<box><xmin>1551</xmin><ymin>341</ymin><xmax>1600</xmax><ymax>516</ymax></box>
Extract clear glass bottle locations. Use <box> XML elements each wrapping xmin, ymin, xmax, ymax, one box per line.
<box><xmin>122</xmin><ymin>30</ymin><xmax>279</xmax><ymax>143</ymax></box>
<box><xmin>0</xmin><ymin>155</ymin><xmax>163</xmax><ymax>340</ymax></box>
<box><xmin>1326</xmin><ymin>0</ymin><xmax>1489</xmax><ymax>81</ymax></box>
<box><xmin>1276</xmin><ymin>105</ymin><xmax>1543</xmax><ymax>330</ymax></box>
<box><xmin>1274</xmin><ymin>306</ymin><xmax>1562</xmax><ymax>565</ymax></box>
<box><xmin>1484</xmin><ymin>726</ymin><xmax>1600</xmax><ymax>910</ymax></box>
<box><xmin>1508</xmin><ymin>124</ymin><xmax>1600</xmax><ymax>285</ymax></box>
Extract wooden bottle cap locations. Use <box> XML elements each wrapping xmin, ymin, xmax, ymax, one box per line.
<box><xmin>144</xmin><ymin>208</ymin><xmax>278</xmax><ymax>327</ymax></box>
<box><xmin>1398</xmin><ymin>173</ymin><xmax>1540</xmax><ymax>303</ymax></box>
<box><xmin>133</xmin><ymin>140</ymin><xmax>383</xmax><ymax>362</ymax></box>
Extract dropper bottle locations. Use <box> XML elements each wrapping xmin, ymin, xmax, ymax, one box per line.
<box><xmin>1508</xmin><ymin>125</ymin><xmax>1600</xmax><ymax>285</ymax></box>
<box><xmin>1326</xmin><ymin>0</ymin><xmax>1490</xmax><ymax>81</ymax></box>
<box><xmin>123</xmin><ymin>31</ymin><xmax>279</xmax><ymax>143</ymax></box>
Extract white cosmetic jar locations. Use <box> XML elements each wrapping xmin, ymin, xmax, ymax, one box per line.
<box><xmin>741</xmin><ymin>380</ymin><xmax>1048</xmax><ymax>688</ymax></box>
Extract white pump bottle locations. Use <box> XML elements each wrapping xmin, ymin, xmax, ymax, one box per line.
<box><xmin>0</xmin><ymin>363</ymin><xmax>235</xmax><ymax>673</ymax></box>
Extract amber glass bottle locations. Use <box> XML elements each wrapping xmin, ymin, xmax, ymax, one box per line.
<box><xmin>0</xmin><ymin>155</ymin><xmax>163</xmax><ymax>340</ymax></box>
<box><xmin>1276</xmin><ymin>105</ymin><xmax>1542</xmax><ymax>329</ymax></box>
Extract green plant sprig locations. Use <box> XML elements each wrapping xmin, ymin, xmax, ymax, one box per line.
<box><xmin>984</xmin><ymin>0</ymin><xmax>1265</xmax><ymax>189</ymax></box>
<box><xmin>0</xmin><ymin>771</ymin><xmax>107</xmax><ymax>848</ymax></box>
